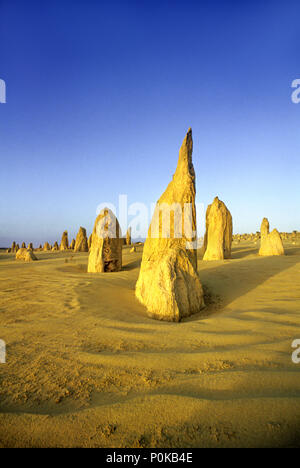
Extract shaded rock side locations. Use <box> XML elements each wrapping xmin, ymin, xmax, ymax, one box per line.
<box><xmin>74</xmin><ymin>227</ymin><xmax>88</xmax><ymax>252</ymax></box>
<box><xmin>88</xmin><ymin>234</ymin><xmax>92</xmax><ymax>251</ymax></box>
<box><xmin>52</xmin><ymin>241</ymin><xmax>59</xmax><ymax>251</ymax></box>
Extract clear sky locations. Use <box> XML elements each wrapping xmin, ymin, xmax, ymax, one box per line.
<box><xmin>0</xmin><ymin>0</ymin><xmax>300</xmax><ymax>246</ymax></box>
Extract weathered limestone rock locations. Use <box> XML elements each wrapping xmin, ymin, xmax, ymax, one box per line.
<box><xmin>16</xmin><ymin>248</ymin><xmax>37</xmax><ymax>262</ymax></box>
<box><xmin>11</xmin><ymin>241</ymin><xmax>17</xmax><ymax>252</ymax></box>
<box><xmin>88</xmin><ymin>208</ymin><xmax>122</xmax><ymax>272</ymax></box>
<box><xmin>88</xmin><ymin>234</ymin><xmax>92</xmax><ymax>251</ymax></box>
<box><xmin>52</xmin><ymin>241</ymin><xmax>59</xmax><ymax>251</ymax></box>
<box><xmin>74</xmin><ymin>227</ymin><xmax>88</xmax><ymax>252</ymax></box>
<box><xmin>70</xmin><ymin>239</ymin><xmax>75</xmax><ymax>250</ymax></box>
<box><xmin>259</xmin><ymin>218</ymin><xmax>284</xmax><ymax>256</ymax></box>
<box><xmin>21</xmin><ymin>242</ymin><xmax>26</xmax><ymax>248</ymax></box>
<box><xmin>126</xmin><ymin>228</ymin><xmax>132</xmax><ymax>245</ymax></box>
<box><xmin>130</xmin><ymin>246</ymin><xmax>136</xmax><ymax>253</ymax></box>
<box><xmin>27</xmin><ymin>243</ymin><xmax>33</xmax><ymax>250</ymax></box>
<box><xmin>135</xmin><ymin>128</ymin><xmax>205</xmax><ymax>322</ymax></box>
<box><xmin>30</xmin><ymin>250</ymin><xmax>37</xmax><ymax>259</ymax></box>
<box><xmin>60</xmin><ymin>231</ymin><xmax>69</xmax><ymax>251</ymax></box>
<box><xmin>43</xmin><ymin>242</ymin><xmax>51</xmax><ymax>251</ymax></box>
<box><xmin>203</xmin><ymin>197</ymin><xmax>233</xmax><ymax>261</ymax></box>
<box><xmin>15</xmin><ymin>248</ymin><xmax>26</xmax><ymax>259</ymax></box>
<box><xmin>16</xmin><ymin>244</ymin><xmax>20</xmax><ymax>251</ymax></box>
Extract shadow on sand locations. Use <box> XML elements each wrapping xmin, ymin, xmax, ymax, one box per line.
<box><xmin>0</xmin><ymin>254</ymin><xmax>15</xmax><ymax>261</ymax></box>
<box><xmin>187</xmin><ymin>247</ymin><xmax>300</xmax><ymax>322</ymax></box>
<box><xmin>230</xmin><ymin>248</ymin><xmax>258</xmax><ymax>259</ymax></box>
<box><xmin>122</xmin><ymin>258</ymin><xmax>142</xmax><ymax>271</ymax></box>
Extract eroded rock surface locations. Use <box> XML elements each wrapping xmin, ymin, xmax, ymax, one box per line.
<box><xmin>135</xmin><ymin>128</ymin><xmax>205</xmax><ymax>321</ymax></box>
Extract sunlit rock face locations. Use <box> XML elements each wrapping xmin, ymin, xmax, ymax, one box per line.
<box><xmin>259</xmin><ymin>218</ymin><xmax>284</xmax><ymax>256</ymax></box>
<box><xmin>135</xmin><ymin>128</ymin><xmax>205</xmax><ymax>322</ymax></box>
<box><xmin>88</xmin><ymin>208</ymin><xmax>122</xmax><ymax>273</ymax></box>
<box><xmin>16</xmin><ymin>248</ymin><xmax>37</xmax><ymax>262</ymax></box>
<box><xmin>126</xmin><ymin>228</ymin><xmax>132</xmax><ymax>246</ymax></box>
<box><xmin>203</xmin><ymin>197</ymin><xmax>233</xmax><ymax>261</ymax></box>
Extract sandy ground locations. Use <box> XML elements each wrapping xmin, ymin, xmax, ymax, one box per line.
<box><xmin>0</xmin><ymin>241</ymin><xmax>300</xmax><ymax>447</ymax></box>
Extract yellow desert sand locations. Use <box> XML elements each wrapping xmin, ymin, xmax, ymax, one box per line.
<box><xmin>1</xmin><ymin>239</ymin><xmax>300</xmax><ymax>447</ymax></box>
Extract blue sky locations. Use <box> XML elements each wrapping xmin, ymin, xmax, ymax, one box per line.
<box><xmin>0</xmin><ymin>0</ymin><xmax>300</xmax><ymax>245</ymax></box>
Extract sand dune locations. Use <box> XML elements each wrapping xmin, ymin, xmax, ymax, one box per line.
<box><xmin>0</xmin><ymin>241</ymin><xmax>300</xmax><ymax>447</ymax></box>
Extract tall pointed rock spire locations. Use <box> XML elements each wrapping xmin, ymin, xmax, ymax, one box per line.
<box><xmin>135</xmin><ymin>128</ymin><xmax>205</xmax><ymax>321</ymax></box>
